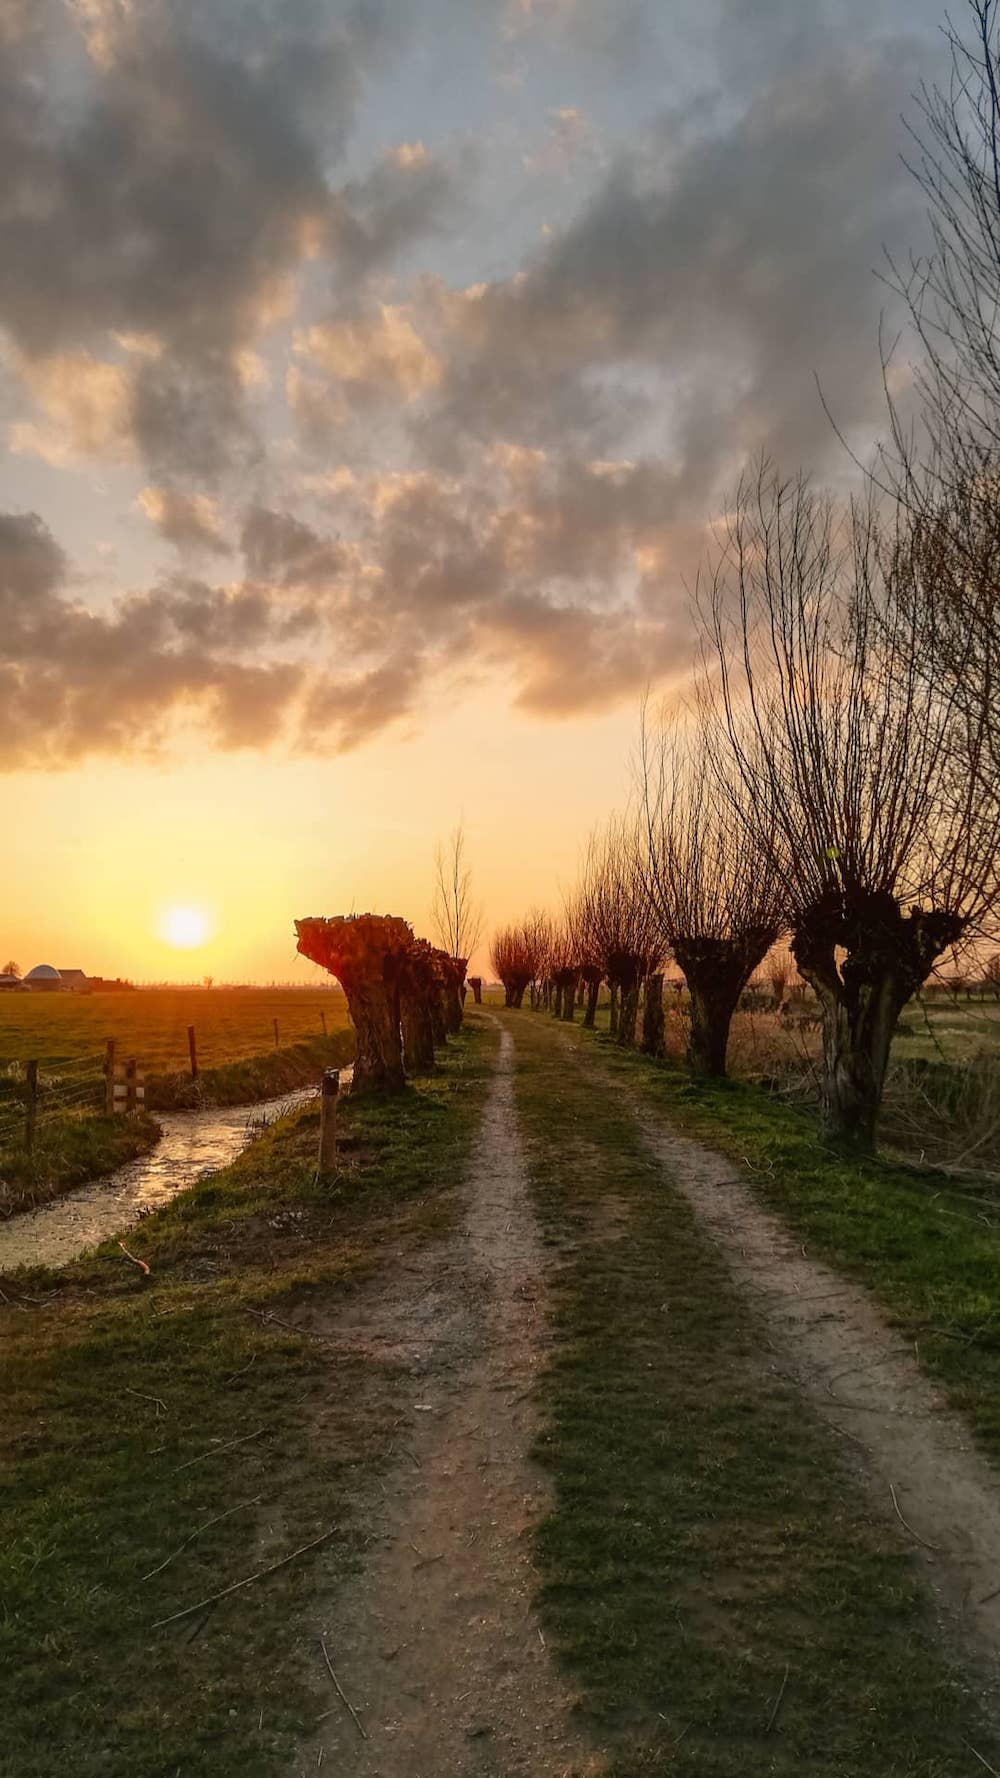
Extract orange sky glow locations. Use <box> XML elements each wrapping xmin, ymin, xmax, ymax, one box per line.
<box><xmin>2</xmin><ymin>691</ymin><xmax>639</xmax><ymax>983</ymax></box>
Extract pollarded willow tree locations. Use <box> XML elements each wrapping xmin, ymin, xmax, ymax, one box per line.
<box><xmin>565</xmin><ymin>890</ymin><xmax>604</xmax><ymax>1027</ymax></box>
<box><xmin>295</xmin><ymin>913</ymin><xmax>414</xmax><ymax>1093</ymax></box>
<box><xmin>436</xmin><ymin>950</ymin><xmax>469</xmax><ymax>1035</ymax></box>
<box><xmin>492</xmin><ymin>910</ymin><xmax>552</xmax><ymax>1009</ymax></box>
<box><xmin>639</xmin><ymin>712</ymin><xmax>785</xmax><ymax>1077</ymax></box>
<box><xmin>399</xmin><ymin>937</ymin><xmax>440</xmax><ymax>1075</ymax></box>
<box><xmin>576</xmin><ymin>816</ymin><xmax>665</xmax><ymax>1047</ymax></box>
<box><xmin>547</xmin><ymin>923</ymin><xmax>580</xmax><ymax>1022</ymax></box>
<box><xmin>707</xmin><ymin>463</ymin><xmax>1000</xmax><ymax>1151</ymax></box>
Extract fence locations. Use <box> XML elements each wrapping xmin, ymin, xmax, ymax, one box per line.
<box><xmin>0</xmin><ymin>1050</ymin><xmax>112</xmax><ymax>1157</ymax></box>
<box><xmin>0</xmin><ymin>1010</ymin><xmax>340</xmax><ymax>1160</ymax></box>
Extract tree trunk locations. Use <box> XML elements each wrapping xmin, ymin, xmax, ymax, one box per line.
<box><xmin>400</xmin><ymin>991</ymin><xmax>435</xmax><ymax>1075</ymax></box>
<box><xmin>576</xmin><ymin>980</ymin><xmax>585</xmax><ymax>1008</ymax></box>
<box><xmin>561</xmin><ymin>974</ymin><xmax>577</xmax><ymax>1022</ymax></box>
<box><xmin>504</xmin><ymin>982</ymin><xmax>515</xmax><ymax>1007</ymax></box>
<box><xmin>687</xmin><ymin>979</ymin><xmax>740</xmax><ymax>1077</ymax></box>
<box><xmin>469</xmin><ymin>978</ymin><xmax>482</xmax><ymax>1004</ymax></box>
<box><xmin>443</xmin><ymin>983</ymin><xmax>463</xmax><ymax>1035</ymax></box>
<box><xmin>552</xmin><ymin>982</ymin><xmax>563</xmax><ymax>1019</ymax></box>
<box><xmin>618</xmin><ymin>980</ymin><xmax>640</xmax><ymax>1047</ymax></box>
<box><xmin>608</xmin><ymin>982</ymin><xmax>619</xmax><ymax>1037</ymax></box>
<box><xmin>576</xmin><ymin>974</ymin><xmax>597</xmax><ymax>1031</ymax></box>
<box><xmin>792</xmin><ymin>888</ymin><xmax>965</xmax><ymax>1154</ymax></box>
<box><xmin>349</xmin><ymin>978</ymin><xmax>406</xmax><ymax>1093</ymax></box>
<box><xmin>641</xmin><ymin>973</ymin><xmax>665</xmax><ymax>1056</ymax></box>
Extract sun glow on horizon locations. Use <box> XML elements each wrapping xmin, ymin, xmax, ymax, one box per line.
<box><xmin>159</xmin><ymin>905</ymin><xmax>213</xmax><ymax>950</ymax></box>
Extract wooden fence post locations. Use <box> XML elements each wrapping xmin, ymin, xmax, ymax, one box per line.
<box><xmin>25</xmin><ymin>1060</ymin><xmax>38</xmax><ymax>1155</ymax></box>
<box><xmin>105</xmin><ymin>1039</ymin><xmax>116</xmax><ymax>1114</ymax></box>
<box><xmin>320</xmin><ymin>1009</ymin><xmax>327</xmax><ymax>1037</ymax></box>
<box><xmin>273</xmin><ymin>1018</ymin><xmax>280</xmax><ymax>1050</ymax></box>
<box><xmin>317</xmin><ymin>1069</ymin><xmax>339</xmax><ymax>1176</ymax></box>
<box><xmin>187</xmin><ymin>1025</ymin><xmax>198</xmax><ymax>1080</ymax></box>
<box><xmin>126</xmin><ymin>1059</ymin><xmax>138</xmax><ymax>1114</ymax></box>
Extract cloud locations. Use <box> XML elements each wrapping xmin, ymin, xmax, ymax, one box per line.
<box><xmin>0</xmin><ymin>508</ymin><xmax>305</xmax><ymax>766</ymax></box>
<box><xmin>293</xmin><ymin>306</ymin><xmax>442</xmax><ymax>415</ymax></box>
<box><xmin>0</xmin><ymin>0</ymin><xmax>953</xmax><ymax>767</ymax></box>
<box><xmin>240</xmin><ymin>506</ymin><xmax>350</xmax><ymax>588</ymax></box>
<box><xmin>137</xmin><ymin>487</ymin><xmax>231</xmax><ymax>555</ymax></box>
<box><xmin>0</xmin><ymin>0</ymin><xmax>431</xmax><ymax>477</ymax></box>
<box><xmin>416</xmin><ymin>37</ymin><xmax>934</xmax><ymax>489</ymax></box>
<box><xmin>9</xmin><ymin>352</ymin><xmax>133</xmax><ymax>464</ymax></box>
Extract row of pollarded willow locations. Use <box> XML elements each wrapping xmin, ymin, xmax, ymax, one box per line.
<box><xmin>492</xmin><ymin>758</ymin><xmax>779</xmax><ymax>1083</ymax></box>
<box><xmin>705</xmin><ymin>465</ymin><xmax>1000</xmax><ymax>1153</ymax></box>
<box><xmin>294</xmin><ymin>914</ymin><xmax>467</xmax><ymax>1093</ymax></box>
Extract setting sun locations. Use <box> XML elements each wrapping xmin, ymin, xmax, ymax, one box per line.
<box><xmin>159</xmin><ymin>905</ymin><xmax>212</xmax><ymax>950</ymax></box>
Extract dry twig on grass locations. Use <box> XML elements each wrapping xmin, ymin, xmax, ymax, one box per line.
<box><xmin>118</xmin><ymin>1241</ymin><xmax>150</xmax><ymax>1276</ymax></box>
<box><xmin>124</xmin><ymin>1387</ymin><xmax>167</xmax><ymax>1416</ymax></box>
<box><xmin>765</xmin><ymin>1663</ymin><xmax>790</xmax><ymax>1732</ymax></box>
<box><xmin>173</xmin><ymin>1425</ymin><xmax>267</xmax><ymax>1473</ymax></box>
<box><xmin>152</xmin><ymin>1527</ymin><xmax>339</xmax><ymax>1629</ymax></box>
<box><xmin>141</xmin><ymin>1495</ymin><xmax>262</xmax><ymax>1582</ymax></box>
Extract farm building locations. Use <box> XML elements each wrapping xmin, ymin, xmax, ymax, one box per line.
<box><xmin>0</xmin><ymin>973</ymin><xmax>23</xmax><ymax>992</ymax></box>
<box><xmin>23</xmin><ymin>964</ymin><xmax>64</xmax><ymax>992</ymax></box>
<box><xmin>55</xmin><ymin>968</ymin><xmax>91</xmax><ymax>993</ymax></box>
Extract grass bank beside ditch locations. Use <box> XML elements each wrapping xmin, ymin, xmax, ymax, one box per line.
<box><xmin>0</xmin><ymin>1111</ymin><xmax>162</xmax><ymax>1218</ymax></box>
<box><xmin>0</xmin><ymin>1018</ymin><xmax>495</xmax><ymax>1778</ymax></box>
<box><xmin>578</xmin><ymin>1014</ymin><xmax>1000</xmax><ymax>1470</ymax></box>
<box><xmin>145</xmin><ymin>1031</ymin><xmax>355</xmax><ymax>1110</ymax></box>
<box><xmin>508</xmin><ymin>1010</ymin><xmax>997</xmax><ymax>1777</ymax></box>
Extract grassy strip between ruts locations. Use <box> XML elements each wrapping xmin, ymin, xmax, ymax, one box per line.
<box><xmin>144</xmin><ymin>1031</ymin><xmax>355</xmax><ymax>1110</ymax></box>
<box><xmin>575</xmin><ymin>1010</ymin><xmax>1000</xmax><ymax>1471</ymax></box>
<box><xmin>507</xmin><ymin>1010</ymin><xmax>998</xmax><ymax>1777</ymax></box>
<box><xmin>0</xmin><ymin>1111</ymin><xmax>162</xmax><ymax>1218</ymax></box>
<box><xmin>0</xmin><ymin>1017</ymin><xmax>496</xmax><ymax>1778</ymax></box>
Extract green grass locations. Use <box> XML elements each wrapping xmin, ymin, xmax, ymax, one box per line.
<box><xmin>0</xmin><ymin>1111</ymin><xmax>162</xmax><ymax>1217</ymax></box>
<box><xmin>144</xmin><ymin>1031</ymin><xmax>355</xmax><ymax>1110</ymax></box>
<box><xmin>576</xmin><ymin>1013</ymin><xmax>1000</xmax><ymax>1471</ymax></box>
<box><xmin>0</xmin><ymin>1028</ymin><xmax>355</xmax><ymax>1221</ymax></box>
<box><xmin>0</xmin><ymin>1017</ymin><xmax>497</xmax><ymax>1778</ymax></box>
<box><xmin>507</xmin><ymin>1010</ymin><xmax>997</xmax><ymax>1776</ymax></box>
<box><xmin>0</xmin><ymin>986</ymin><xmax>350</xmax><ymax>1071</ymax></box>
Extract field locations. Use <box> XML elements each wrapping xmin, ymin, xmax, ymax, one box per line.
<box><xmin>0</xmin><ymin>987</ymin><xmax>350</xmax><ymax>1072</ymax></box>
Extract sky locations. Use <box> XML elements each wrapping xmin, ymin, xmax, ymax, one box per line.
<box><xmin>0</xmin><ymin>0</ymin><xmax>950</xmax><ymax>981</ymax></box>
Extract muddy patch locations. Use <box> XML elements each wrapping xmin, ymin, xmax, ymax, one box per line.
<box><xmin>293</xmin><ymin>1025</ymin><xmax>601</xmax><ymax>1778</ymax></box>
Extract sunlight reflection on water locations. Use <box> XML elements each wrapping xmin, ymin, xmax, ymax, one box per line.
<box><xmin>0</xmin><ymin>1071</ymin><xmax>351</xmax><ymax>1274</ymax></box>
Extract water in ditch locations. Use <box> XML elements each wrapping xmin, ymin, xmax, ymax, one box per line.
<box><xmin>0</xmin><ymin>1079</ymin><xmax>346</xmax><ymax>1273</ymax></box>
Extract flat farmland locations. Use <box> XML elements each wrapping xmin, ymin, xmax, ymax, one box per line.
<box><xmin>0</xmin><ymin>988</ymin><xmax>350</xmax><ymax>1071</ymax></box>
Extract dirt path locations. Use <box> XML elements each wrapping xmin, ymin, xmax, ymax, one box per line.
<box><xmin>295</xmin><ymin>1024</ymin><xmax>600</xmax><ymax>1778</ymax></box>
<box><xmin>612</xmin><ymin>1075</ymin><xmax>1000</xmax><ymax>1680</ymax></box>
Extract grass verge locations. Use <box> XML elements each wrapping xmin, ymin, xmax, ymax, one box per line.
<box><xmin>507</xmin><ymin>1010</ymin><xmax>997</xmax><ymax>1776</ymax></box>
<box><xmin>145</xmin><ymin>1032</ymin><xmax>355</xmax><ymax>1110</ymax></box>
<box><xmin>0</xmin><ymin>1111</ymin><xmax>161</xmax><ymax>1218</ymax></box>
<box><xmin>0</xmin><ymin>1017</ymin><xmax>495</xmax><ymax>1778</ymax></box>
<box><xmin>577</xmin><ymin>1011</ymin><xmax>1000</xmax><ymax>1470</ymax></box>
